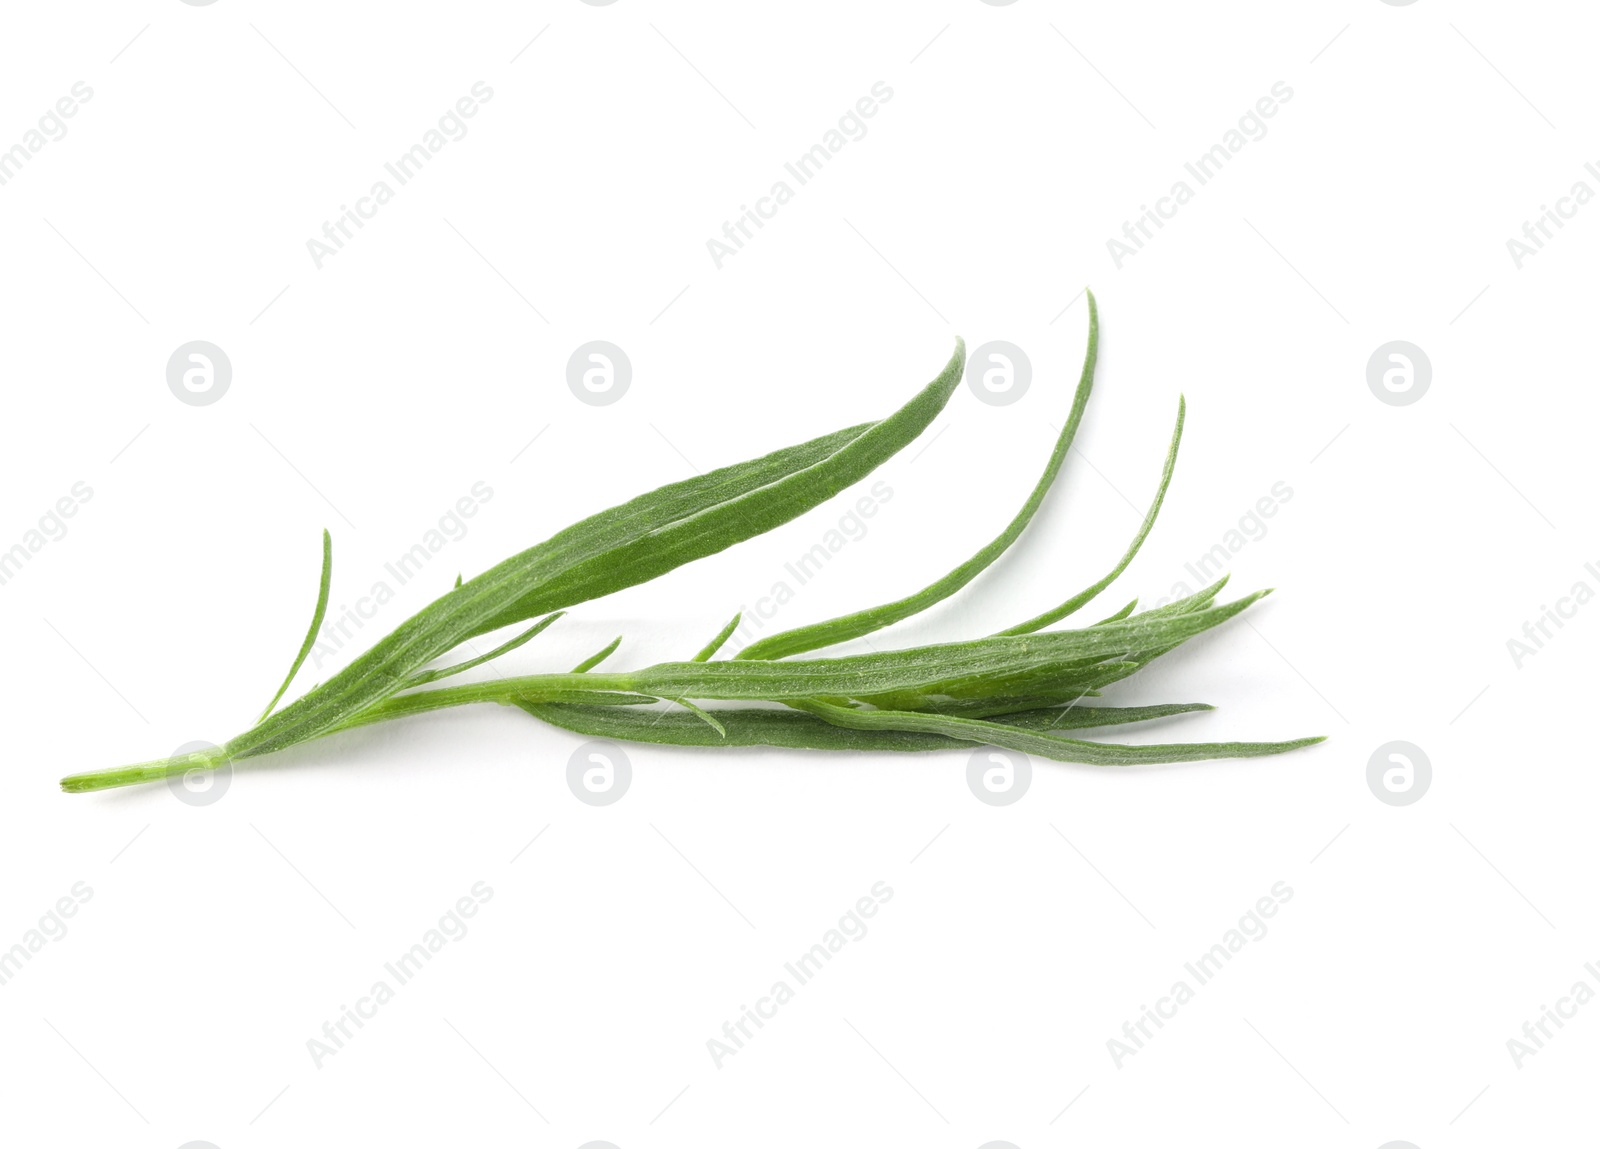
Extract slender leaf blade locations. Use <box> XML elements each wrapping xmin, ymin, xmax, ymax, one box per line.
<box><xmin>692</xmin><ymin>612</ymin><xmax>742</xmax><ymax>662</ymax></box>
<box><xmin>792</xmin><ymin>698</ymin><xmax>1323</xmax><ymax>766</ymax></box>
<box><xmin>257</xmin><ymin>529</ymin><xmax>333</xmax><ymax>723</ymax></box>
<box><xmin>402</xmin><ymin>611</ymin><xmax>565</xmax><ymax>690</ymax></box>
<box><xmin>997</xmin><ymin>394</ymin><xmax>1185</xmax><ymax>635</ymax></box>
<box><xmin>572</xmin><ymin>636</ymin><xmax>623</xmax><ymax>674</ymax></box>
<box><xmin>736</xmin><ymin>294</ymin><xmax>1098</xmax><ymax>661</ymax></box>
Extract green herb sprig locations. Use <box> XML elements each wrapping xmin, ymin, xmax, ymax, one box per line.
<box><xmin>60</xmin><ymin>293</ymin><xmax>1322</xmax><ymax>794</ymax></box>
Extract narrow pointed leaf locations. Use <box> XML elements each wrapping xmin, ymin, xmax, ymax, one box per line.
<box><xmin>791</xmin><ymin>698</ymin><xmax>1322</xmax><ymax>766</ymax></box>
<box><xmin>1094</xmin><ymin>599</ymin><xmax>1138</xmax><ymax>625</ymax></box>
<box><xmin>998</xmin><ymin>395</ymin><xmax>1185</xmax><ymax>635</ymax></box>
<box><xmin>402</xmin><ymin>611</ymin><xmax>565</xmax><ymax>690</ymax></box>
<box><xmin>257</xmin><ymin>529</ymin><xmax>333</xmax><ymax>723</ymax></box>
<box><xmin>673</xmin><ymin>697</ymin><xmax>727</xmax><ymax>737</ymax></box>
<box><xmin>615</xmin><ymin>591</ymin><xmax>1270</xmax><ymax>702</ymax></box>
<box><xmin>518</xmin><ymin>700</ymin><xmax>1214</xmax><ymax>753</ymax></box>
<box><xmin>572</xmin><ymin>636</ymin><xmax>622</xmax><ymax>674</ymax></box>
<box><xmin>692</xmin><ymin>612</ymin><xmax>742</xmax><ymax>662</ymax></box>
<box><xmin>736</xmin><ymin>295</ymin><xmax>1097</xmax><ymax>661</ymax></box>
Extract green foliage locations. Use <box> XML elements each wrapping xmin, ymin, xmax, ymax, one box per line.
<box><xmin>60</xmin><ymin>296</ymin><xmax>1321</xmax><ymax>795</ymax></box>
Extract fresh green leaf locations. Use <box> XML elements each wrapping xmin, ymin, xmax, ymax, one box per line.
<box><xmin>997</xmin><ymin>394</ymin><xmax>1184</xmax><ymax>635</ymax></box>
<box><xmin>572</xmin><ymin>635</ymin><xmax>622</xmax><ymax>674</ymax></box>
<box><xmin>402</xmin><ymin>612</ymin><xmax>565</xmax><ymax>690</ymax></box>
<box><xmin>257</xmin><ymin>529</ymin><xmax>332</xmax><ymax>724</ymax></box>
<box><xmin>790</xmin><ymin>697</ymin><xmax>1324</xmax><ymax>766</ymax></box>
<box><xmin>736</xmin><ymin>293</ymin><xmax>1099</xmax><ymax>661</ymax></box>
<box><xmin>519</xmin><ymin>700</ymin><xmax>1214</xmax><ymax>753</ymax></box>
<box><xmin>692</xmin><ymin>612</ymin><xmax>742</xmax><ymax>662</ymax></box>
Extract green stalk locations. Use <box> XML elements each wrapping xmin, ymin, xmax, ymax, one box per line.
<box><xmin>60</xmin><ymin>746</ymin><xmax>233</xmax><ymax>795</ymax></box>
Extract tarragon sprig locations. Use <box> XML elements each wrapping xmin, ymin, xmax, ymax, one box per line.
<box><xmin>60</xmin><ymin>292</ymin><xmax>1322</xmax><ymax>795</ymax></box>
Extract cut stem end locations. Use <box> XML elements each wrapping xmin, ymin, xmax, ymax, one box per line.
<box><xmin>60</xmin><ymin>747</ymin><xmax>232</xmax><ymax>795</ymax></box>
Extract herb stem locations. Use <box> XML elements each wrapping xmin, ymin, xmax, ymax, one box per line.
<box><xmin>59</xmin><ymin>745</ymin><xmax>232</xmax><ymax>794</ymax></box>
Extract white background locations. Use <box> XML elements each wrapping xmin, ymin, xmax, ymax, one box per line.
<box><xmin>0</xmin><ymin>1</ymin><xmax>1595</xmax><ymax>1146</ymax></box>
